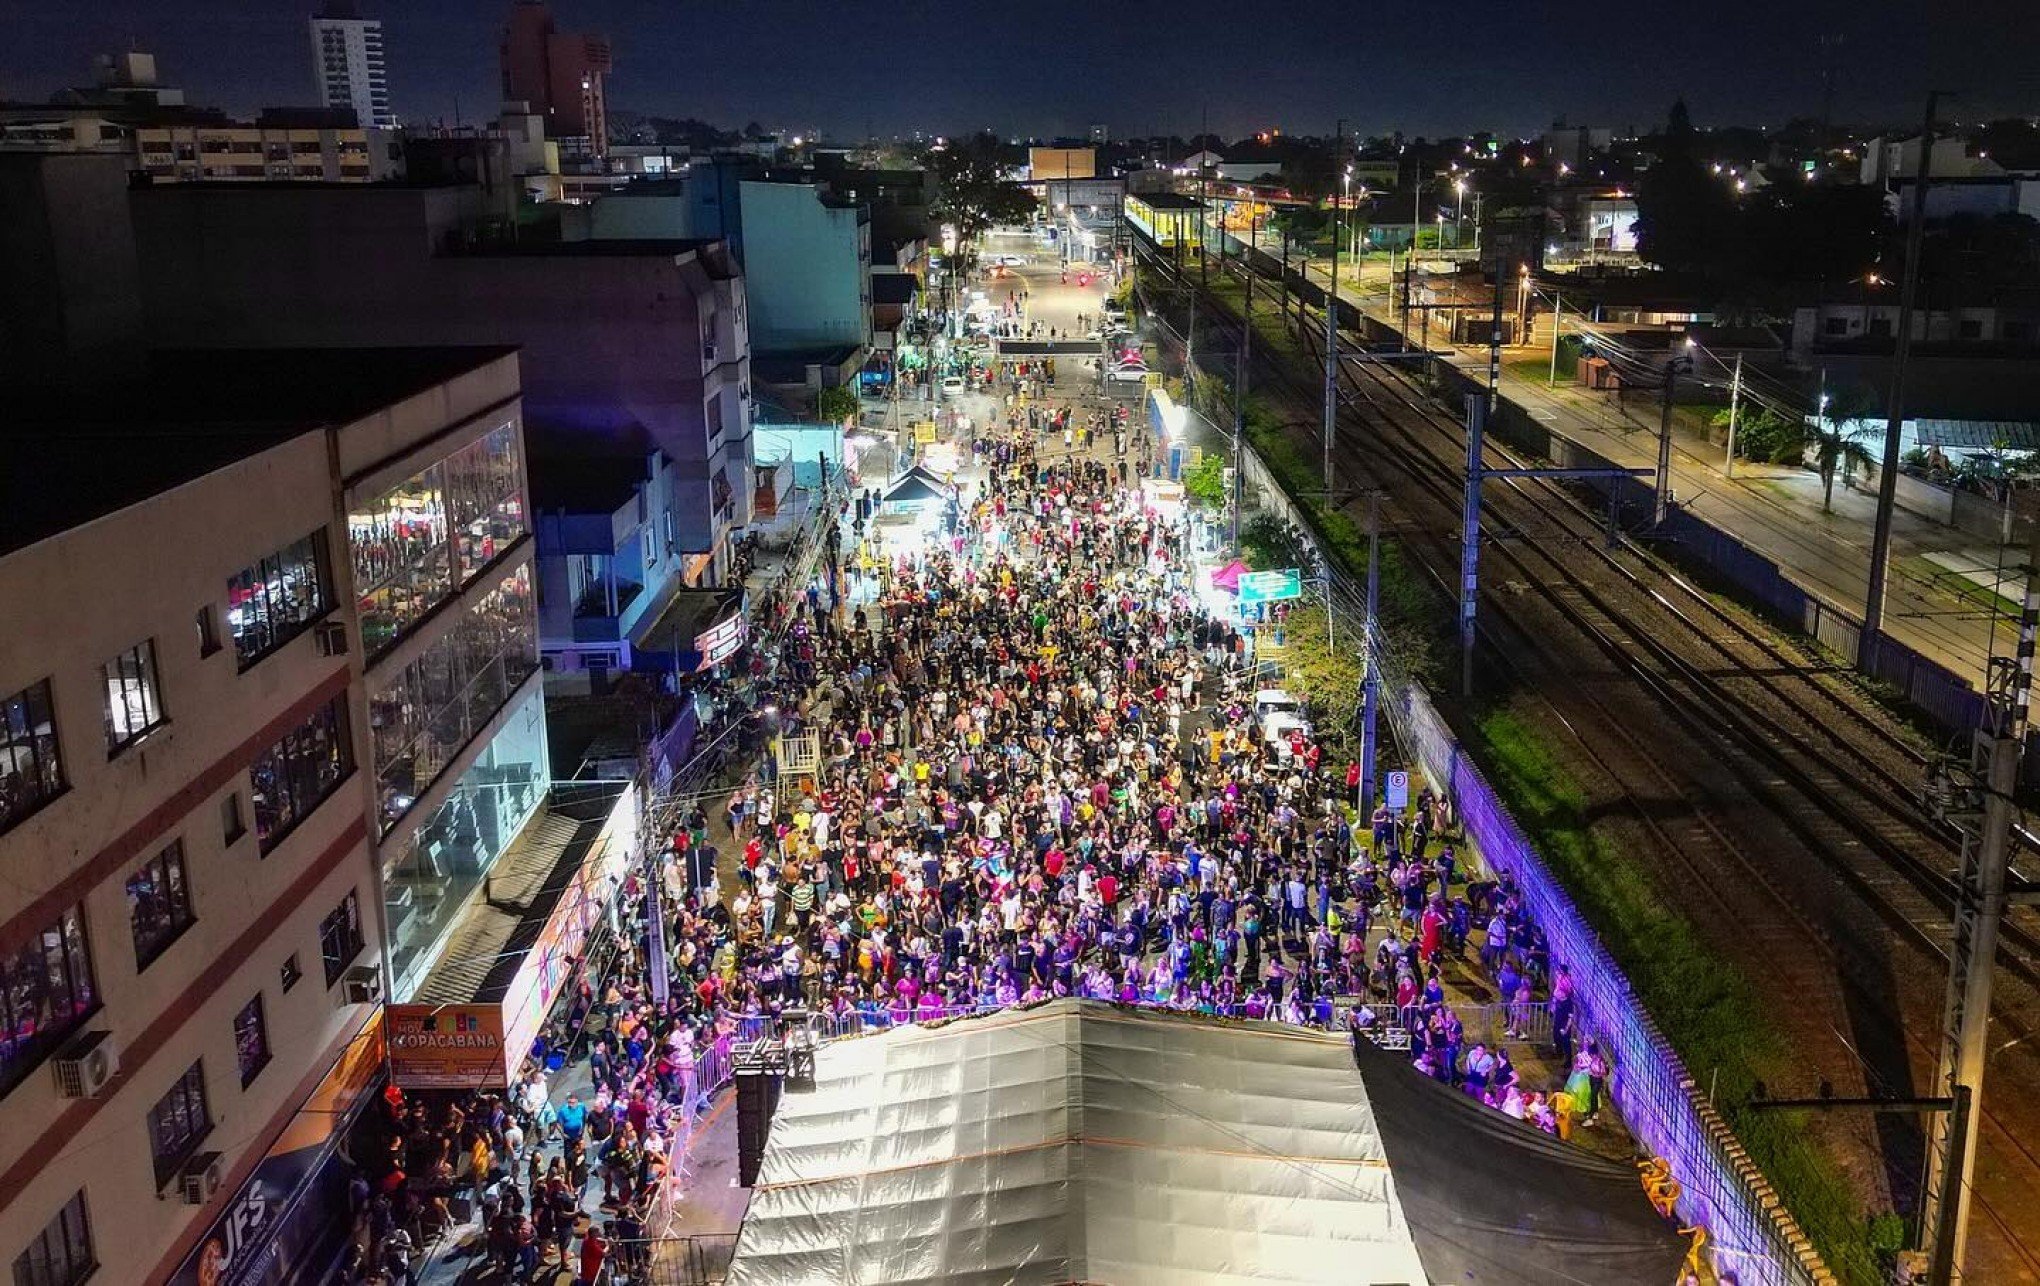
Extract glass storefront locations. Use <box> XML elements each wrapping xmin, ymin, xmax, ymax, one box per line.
<box><xmin>350</xmin><ymin>424</ymin><xmax>526</xmax><ymax>658</ymax></box>
<box><xmin>382</xmin><ymin>686</ymin><xmax>548</xmax><ymax>1000</ymax></box>
<box><xmin>367</xmin><ymin>564</ymin><xmax>538</xmax><ymax>833</ymax></box>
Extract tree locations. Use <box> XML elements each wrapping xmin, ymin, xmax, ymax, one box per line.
<box><xmin>1806</xmin><ymin>387</ymin><xmax>1878</xmax><ymax>512</ymax></box>
<box><xmin>1633</xmin><ymin>100</ymin><xmax>1737</xmax><ymax>276</ymax></box>
<box><xmin>1239</xmin><ymin>514</ymin><xmax>1314</xmax><ymax>573</ymax></box>
<box><xmin>1267</xmin><ymin>604</ymin><xmax>1363</xmax><ymax>760</ymax></box>
<box><xmin>927</xmin><ymin>135</ymin><xmax>1037</xmax><ymax>256</ymax></box>
<box><xmin>815</xmin><ymin>386</ymin><xmax>860</xmax><ymax>424</ymax></box>
<box><xmin>1182</xmin><ymin>453</ymin><xmax>1228</xmax><ymax>508</ymax></box>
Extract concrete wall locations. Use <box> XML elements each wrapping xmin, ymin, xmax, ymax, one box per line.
<box><xmin>738</xmin><ymin>180</ymin><xmax>871</xmax><ymax>353</ymax></box>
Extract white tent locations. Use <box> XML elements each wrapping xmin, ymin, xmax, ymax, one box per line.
<box><xmin>728</xmin><ymin>1001</ymin><xmax>1685</xmax><ymax>1286</ymax></box>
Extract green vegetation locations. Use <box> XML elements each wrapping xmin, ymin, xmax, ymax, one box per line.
<box><xmin>1182</xmin><ymin>452</ymin><xmax>1228</xmax><ymax>509</ymax></box>
<box><xmin>1712</xmin><ymin>406</ymin><xmax>1807</xmax><ymax>466</ymax></box>
<box><xmin>815</xmin><ymin>386</ymin><xmax>860</xmax><ymax>424</ymax></box>
<box><xmin>1472</xmin><ymin>710</ymin><xmax>1889</xmax><ymax>1284</ymax></box>
<box><xmin>1269</xmin><ymin>603</ymin><xmax>1363</xmax><ymax>759</ymax></box>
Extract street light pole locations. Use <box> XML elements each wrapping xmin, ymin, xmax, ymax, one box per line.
<box><xmin>1359</xmin><ymin>489</ymin><xmax>1382</xmax><ymax>813</ymax></box>
<box><xmin>1325</xmin><ymin>121</ymin><xmax>1344</xmax><ymax>496</ymax></box>
<box><xmin>1861</xmin><ymin>90</ymin><xmax>1946</xmax><ymax>669</ymax></box>
<box><xmin>1548</xmin><ymin>292</ymin><xmax>1562</xmax><ymax>387</ymax></box>
<box><xmin>1723</xmin><ymin>352</ymin><xmax>1744</xmax><ymax>479</ymax></box>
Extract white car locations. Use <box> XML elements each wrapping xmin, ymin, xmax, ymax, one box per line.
<box><xmin>940</xmin><ymin>375</ymin><xmax>967</xmax><ymax>396</ymax></box>
<box><xmin>993</xmin><ymin>253</ymin><xmax>1027</xmax><ymax>267</ymax></box>
<box><xmin>1105</xmin><ymin>363</ymin><xmax>1150</xmax><ymax>384</ymax></box>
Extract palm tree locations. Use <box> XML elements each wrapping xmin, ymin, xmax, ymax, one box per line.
<box><xmin>1805</xmin><ymin>386</ymin><xmax>1879</xmax><ymax>513</ymax></box>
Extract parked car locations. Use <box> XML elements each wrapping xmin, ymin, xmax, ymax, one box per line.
<box><xmin>940</xmin><ymin>375</ymin><xmax>967</xmax><ymax>396</ymax></box>
<box><xmin>1105</xmin><ymin>363</ymin><xmax>1150</xmax><ymax>384</ymax></box>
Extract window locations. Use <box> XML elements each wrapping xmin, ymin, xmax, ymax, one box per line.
<box><xmin>125</xmin><ymin>843</ymin><xmax>195</xmax><ymax>970</ymax></box>
<box><xmin>281</xmin><ymin>953</ymin><xmax>302</xmax><ymax>992</ymax></box>
<box><xmin>101</xmin><ymin>640</ymin><xmax>166</xmax><ymax>754</ymax></box>
<box><xmin>1959</xmin><ymin>318</ymin><xmax>1984</xmax><ymax>340</ymax></box>
<box><xmin>233</xmin><ymin>995</ymin><xmax>270</xmax><ymax>1086</ymax></box>
<box><xmin>0</xmin><ymin>905</ymin><xmax>94</xmax><ymax>1099</ymax></box>
<box><xmin>227</xmin><ymin>531</ymin><xmax>331</xmax><ymax>668</ymax></box>
<box><xmin>11</xmin><ymin>1190</ymin><xmax>94</xmax><ymax>1286</ymax></box>
<box><xmin>147</xmin><ymin>1062</ymin><xmax>212</xmax><ymax>1187</ymax></box>
<box><xmin>221</xmin><ymin>792</ymin><xmax>245</xmax><ymax>845</ymax></box>
<box><xmin>0</xmin><ymin>680</ymin><xmax>65</xmax><ymax>834</ymax></box>
<box><xmin>319</xmin><ymin>892</ymin><xmax>364</xmax><ymax>986</ymax></box>
<box><xmin>1823</xmin><ymin>316</ymin><xmax>1849</xmax><ymax>335</ymax></box>
<box><xmin>2007</xmin><ymin>321</ymin><xmax>2033</xmax><ymax>343</ymax></box>
<box><xmin>249</xmin><ymin>697</ymin><xmax>353</xmax><ymax>852</ymax></box>
<box><xmin>367</xmin><ymin>564</ymin><xmax>537</xmax><ymax>832</ymax></box>
<box><xmin>642</xmin><ymin>526</ymin><xmax>657</xmax><ymax>567</ymax></box>
<box><xmin>196</xmin><ymin>605</ymin><xmax>221</xmax><ymax>657</ymax></box>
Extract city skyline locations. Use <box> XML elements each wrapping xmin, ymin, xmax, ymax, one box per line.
<box><xmin>5</xmin><ymin>0</ymin><xmax>2036</xmax><ymax>141</ymax></box>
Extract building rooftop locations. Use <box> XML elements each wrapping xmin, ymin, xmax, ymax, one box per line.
<box><xmin>1133</xmin><ymin>191</ymin><xmax>1206</xmax><ymax>209</ymax></box>
<box><xmin>0</xmin><ymin>345</ymin><xmax>515</xmax><ymax>557</ymax></box>
<box><xmin>444</xmin><ymin>236</ymin><xmax>722</xmax><ymax>258</ymax></box>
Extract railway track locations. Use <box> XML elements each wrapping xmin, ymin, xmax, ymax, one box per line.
<box><xmin>1133</xmin><ymin>242</ymin><xmax>2040</xmax><ymax>1277</ymax></box>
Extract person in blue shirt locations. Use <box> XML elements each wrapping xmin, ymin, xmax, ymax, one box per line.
<box><xmin>556</xmin><ymin>1094</ymin><xmax>586</xmax><ymax>1148</ymax></box>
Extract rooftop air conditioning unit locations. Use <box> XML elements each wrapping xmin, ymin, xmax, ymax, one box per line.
<box><xmin>178</xmin><ymin>1152</ymin><xmax>224</xmax><ymax>1205</ymax></box>
<box><xmin>343</xmin><ymin>964</ymin><xmax>384</xmax><ymax>1005</ymax></box>
<box><xmin>52</xmin><ymin>1030</ymin><xmax>118</xmax><ymax>1098</ymax></box>
<box><xmin>314</xmin><ymin>619</ymin><xmax>349</xmax><ymax>656</ymax></box>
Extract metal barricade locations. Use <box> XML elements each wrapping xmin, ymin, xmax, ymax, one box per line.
<box><xmin>600</xmin><ymin>1233</ymin><xmax>741</xmax><ymax>1286</ymax></box>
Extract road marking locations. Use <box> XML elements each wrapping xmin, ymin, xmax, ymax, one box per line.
<box><xmin>1533</xmin><ymin>409</ymin><xmax>1559</xmax><ymax>421</ymax></box>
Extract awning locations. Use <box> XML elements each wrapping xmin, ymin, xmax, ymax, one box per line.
<box><xmin>882</xmin><ymin>465</ymin><xmax>952</xmax><ymax>507</ymax></box>
<box><xmin>727</xmin><ymin>1001</ymin><xmax>1688</xmax><ymax>1286</ymax></box>
<box><xmin>1211</xmin><ymin>559</ymin><xmax>1248</xmax><ymax>592</ymax></box>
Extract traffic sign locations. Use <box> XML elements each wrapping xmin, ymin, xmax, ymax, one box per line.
<box><xmin>1385</xmin><ymin>771</ymin><xmax>1410</xmax><ymax>810</ymax></box>
<box><xmin>1238</xmin><ymin>568</ymin><xmax>1304</xmax><ymax>604</ymax></box>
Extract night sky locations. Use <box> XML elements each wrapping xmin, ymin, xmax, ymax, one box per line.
<box><xmin>4</xmin><ymin>0</ymin><xmax>2035</xmax><ymax>140</ymax></box>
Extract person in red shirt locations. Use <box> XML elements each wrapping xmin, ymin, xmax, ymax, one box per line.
<box><xmin>1097</xmin><ymin>871</ymin><xmax>1119</xmax><ymax>921</ymax></box>
<box><xmin>578</xmin><ymin>1224</ymin><xmax>608</xmax><ymax>1286</ymax></box>
<box><xmin>1346</xmin><ymin>761</ymin><xmax>1362</xmax><ymax>808</ymax></box>
<box><xmin>1045</xmin><ymin>849</ymin><xmax>1065</xmax><ymax>879</ymax></box>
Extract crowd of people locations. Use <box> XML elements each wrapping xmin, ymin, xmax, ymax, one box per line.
<box><xmin>344</xmin><ymin>387</ymin><xmax>1604</xmax><ymax>1285</ymax></box>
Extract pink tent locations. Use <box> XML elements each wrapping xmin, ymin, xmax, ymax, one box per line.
<box><xmin>1210</xmin><ymin>560</ymin><xmax>1248</xmax><ymax>592</ymax></box>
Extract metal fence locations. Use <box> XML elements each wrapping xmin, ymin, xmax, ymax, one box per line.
<box><xmin>600</xmin><ymin>1234</ymin><xmax>739</xmax><ymax>1286</ymax></box>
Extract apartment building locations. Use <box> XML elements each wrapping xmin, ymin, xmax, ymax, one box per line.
<box><xmin>0</xmin><ymin>344</ymin><xmax>530</xmax><ymax>1286</ymax></box>
<box><xmin>133</xmin><ymin>108</ymin><xmax>401</xmax><ymax>184</ymax></box>
<box><xmin>310</xmin><ymin>1</ymin><xmax>395</xmax><ymax>130</ymax></box>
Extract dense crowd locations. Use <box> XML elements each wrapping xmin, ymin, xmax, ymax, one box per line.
<box><xmin>347</xmin><ymin>395</ymin><xmax>1605</xmax><ymax>1285</ymax></box>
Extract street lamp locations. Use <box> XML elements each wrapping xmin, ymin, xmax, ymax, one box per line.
<box><xmin>1454</xmin><ymin>177</ymin><xmax>1467</xmax><ymax>250</ymax></box>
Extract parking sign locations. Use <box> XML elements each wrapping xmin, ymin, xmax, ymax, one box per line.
<box><xmin>1386</xmin><ymin>771</ymin><xmax>1410</xmax><ymax>811</ymax></box>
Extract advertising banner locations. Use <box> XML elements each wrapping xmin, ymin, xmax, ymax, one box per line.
<box><xmin>386</xmin><ymin>1003</ymin><xmax>510</xmax><ymax>1090</ymax></box>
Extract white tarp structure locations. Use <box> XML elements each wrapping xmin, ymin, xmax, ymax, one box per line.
<box><xmin>730</xmin><ymin>1001</ymin><xmax>1423</xmax><ymax>1285</ymax></box>
<box><xmin>728</xmin><ymin>1000</ymin><xmax>1688</xmax><ymax>1286</ymax></box>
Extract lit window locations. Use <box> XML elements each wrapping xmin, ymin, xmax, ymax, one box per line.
<box><xmin>0</xmin><ymin>906</ymin><xmax>95</xmax><ymax>1098</ymax></box>
<box><xmin>0</xmin><ymin>678</ymin><xmax>65</xmax><ymax>834</ymax></box>
<box><xmin>126</xmin><ymin>842</ymin><xmax>195</xmax><ymax>970</ymax></box>
<box><xmin>227</xmin><ymin>531</ymin><xmax>331</xmax><ymax>668</ymax></box>
<box><xmin>103</xmin><ymin>639</ymin><xmax>166</xmax><ymax>753</ymax></box>
<box><xmin>146</xmin><ymin>1062</ymin><xmax>212</xmax><ymax>1187</ymax></box>
<box><xmin>249</xmin><ymin>697</ymin><xmax>352</xmax><ymax>852</ymax></box>
<box><xmin>319</xmin><ymin>891</ymin><xmax>365</xmax><ymax>986</ymax></box>
<box><xmin>233</xmin><ymin>995</ymin><xmax>270</xmax><ymax>1087</ymax></box>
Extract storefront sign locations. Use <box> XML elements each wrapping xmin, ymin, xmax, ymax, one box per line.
<box><xmin>387</xmin><ymin>1003</ymin><xmax>509</xmax><ymax>1090</ymax></box>
<box><xmin>694</xmin><ymin>613</ymin><xmax>747</xmax><ymax>669</ymax></box>
<box><xmin>914</xmin><ymin>421</ymin><xmax>938</xmax><ymax>444</ymax></box>
<box><xmin>1238</xmin><ymin>568</ymin><xmax>1304</xmax><ymax>604</ymax></box>
<box><xmin>170</xmin><ymin>1012</ymin><xmax>385</xmax><ymax>1286</ymax></box>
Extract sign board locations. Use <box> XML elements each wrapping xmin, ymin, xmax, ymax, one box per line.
<box><xmin>169</xmin><ymin>1012</ymin><xmax>386</xmax><ymax>1286</ymax></box>
<box><xmin>914</xmin><ymin>421</ymin><xmax>938</xmax><ymax>444</ymax></box>
<box><xmin>695</xmin><ymin>613</ymin><xmax>747</xmax><ymax>669</ymax></box>
<box><xmin>1386</xmin><ymin>771</ymin><xmax>1410</xmax><ymax>811</ymax></box>
<box><xmin>387</xmin><ymin>1003</ymin><xmax>509</xmax><ymax>1090</ymax></box>
<box><xmin>1238</xmin><ymin>568</ymin><xmax>1304</xmax><ymax>604</ymax></box>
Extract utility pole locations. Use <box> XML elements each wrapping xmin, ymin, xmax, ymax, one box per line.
<box><xmin>1326</xmin><ymin>119</ymin><xmax>1344</xmax><ymax>495</ymax></box>
<box><xmin>1487</xmin><ymin>261</ymin><xmax>1504</xmax><ymax>418</ymax></box>
<box><xmin>1547</xmin><ymin>292</ymin><xmax>1563</xmax><ymax>386</ymax></box>
<box><xmin>1360</xmin><ymin>490</ymin><xmax>1383</xmax><ymax>810</ymax></box>
<box><xmin>1723</xmin><ymin>353</ymin><xmax>1744</xmax><ymax>479</ymax></box>
<box><xmin>1654</xmin><ymin>349</ymin><xmax>1692</xmax><ymax>527</ymax></box>
<box><xmin>1232</xmin><ymin>263</ymin><xmax>1251</xmax><ymax>554</ymax></box>
<box><xmin>1461</xmin><ymin>393</ymin><xmax>1484</xmax><ymax>698</ymax></box>
<box><xmin>1920</xmin><ymin>515</ymin><xmax>2040</xmax><ymax>1283</ymax></box>
<box><xmin>1862</xmin><ymin>91</ymin><xmax>1946</xmax><ymax>668</ymax></box>
<box><xmin>1198</xmin><ymin>104</ymin><xmax>1210</xmax><ymax>290</ymax></box>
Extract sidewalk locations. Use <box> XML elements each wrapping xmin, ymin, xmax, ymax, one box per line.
<box><xmin>1235</xmin><ymin>226</ymin><xmax>2004</xmax><ymax>688</ymax></box>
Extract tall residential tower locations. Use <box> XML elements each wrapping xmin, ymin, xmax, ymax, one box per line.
<box><xmin>309</xmin><ymin>1</ymin><xmax>393</xmax><ymax>129</ymax></box>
